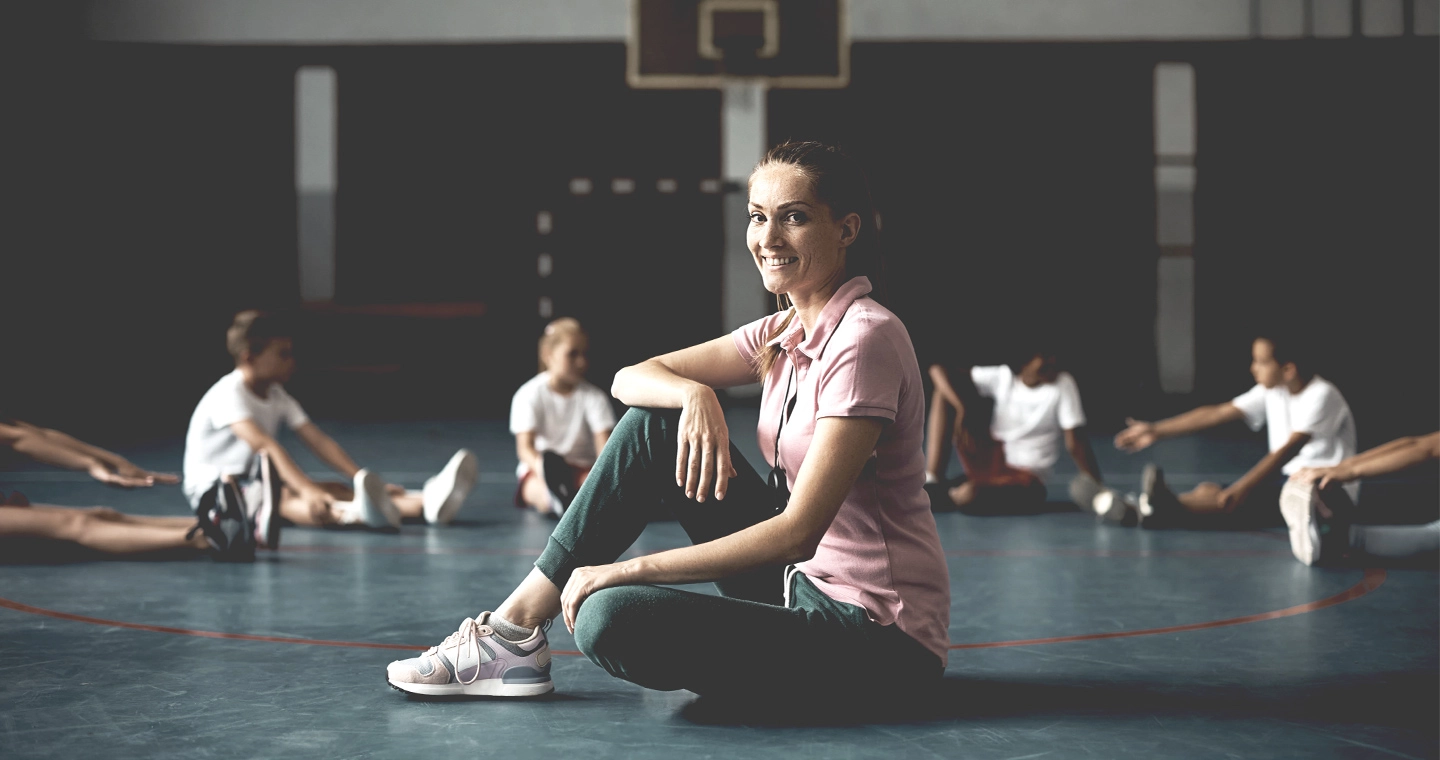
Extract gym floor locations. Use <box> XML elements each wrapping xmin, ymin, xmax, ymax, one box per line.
<box><xmin>1</xmin><ymin>410</ymin><xmax>1435</xmax><ymax>759</ymax></box>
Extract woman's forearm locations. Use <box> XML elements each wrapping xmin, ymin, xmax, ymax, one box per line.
<box><xmin>619</xmin><ymin>512</ymin><xmax>811</xmax><ymax>586</ymax></box>
<box><xmin>11</xmin><ymin>432</ymin><xmax>102</xmax><ymax>472</ymax></box>
<box><xmin>611</xmin><ymin>360</ymin><xmax>713</xmax><ymax>409</ymax></box>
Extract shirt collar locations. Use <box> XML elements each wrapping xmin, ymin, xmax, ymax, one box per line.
<box><xmin>766</xmin><ymin>276</ymin><xmax>873</xmax><ymax>359</ymax></box>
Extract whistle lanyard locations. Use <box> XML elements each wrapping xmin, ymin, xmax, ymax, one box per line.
<box><xmin>768</xmin><ymin>301</ymin><xmax>855</xmax><ymax>498</ymax></box>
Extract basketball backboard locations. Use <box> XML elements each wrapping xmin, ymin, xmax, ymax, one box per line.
<box><xmin>627</xmin><ymin>0</ymin><xmax>849</xmax><ymax>89</ymax></box>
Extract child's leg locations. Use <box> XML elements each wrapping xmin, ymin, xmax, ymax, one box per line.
<box><xmin>388</xmin><ymin>488</ymin><xmax>424</xmax><ymax>519</ymax></box>
<box><xmin>519</xmin><ymin>474</ymin><xmax>554</xmax><ymax>513</ymax></box>
<box><xmin>1350</xmin><ymin>521</ymin><xmax>1440</xmax><ymax>559</ymax></box>
<box><xmin>1178</xmin><ymin>482</ymin><xmax>1227</xmax><ymax>512</ymax></box>
<box><xmin>278</xmin><ymin>482</ymin><xmax>354</xmax><ymax>526</ymax></box>
<box><xmin>0</xmin><ymin>504</ymin><xmax>207</xmax><ymax>555</ymax></box>
<box><xmin>925</xmin><ymin>387</ymin><xmax>956</xmax><ymax>482</ymax></box>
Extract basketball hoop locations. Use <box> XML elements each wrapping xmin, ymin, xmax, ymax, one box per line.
<box><xmin>627</xmin><ymin>0</ymin><xmax>850</xmax><ymax>90</ymax></box>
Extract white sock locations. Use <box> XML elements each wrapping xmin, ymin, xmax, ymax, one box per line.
<box><xmin>1350</xmin><ymin>521</ymin><xmax>1440</xmax><ymax>559</ymax></box>
<box><xmin>925</xmin><ymin>471</ymin><xmax>940</xmax><ymax>484</ymax></box>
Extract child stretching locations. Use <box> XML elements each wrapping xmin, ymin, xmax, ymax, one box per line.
<box><xmin>510</xmin><ymin>318</ymin><xmax>616</xmax><ymax>517</ymax></box>
<box><xmin>925</xmin><ymin>340</ymin><xmax>1108</xmax><ymax>515</ymax></box>
<box><xmin>0</xmin><ymin>419</ymin><xmax>256</xmax><ymax>561</ymax></box>
<box><xmin>182</xmin><ymin>310</ymin><xmax>477</xmax><ymax>539</ymax></box>
<box><xmin>1115</xmin><ymin>331</ymin><xmax>1356</xmax><ymax>528</ymax></box>
<box><xmin>1281</xmin><ymin>431</ymin><xmax>1439</xmax><ymax>565</ymax></box>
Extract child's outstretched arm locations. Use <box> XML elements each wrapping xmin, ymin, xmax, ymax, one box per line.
<box><xmin>294</xmin><ymin>422</ymin><xmax>361</xmax><ymax>480</ymax></box>
<box><xmin>230</xmin><ymin>420</ymin><xmax>333</xmax><ymax>508</ymax></box>
<box><xmin>1063</xmin><ymin>427</ymin><xmax>1103</xmax><ymax>482</ymax></box>
<box><xmin>1218</xmin><ymin>431</ymin><xmax>1311</xmax><ymax>511</ymax></box>
<box><xmin>2</xmin><ymin>420</ymin><xmax>177</xmax><ymax>487</ymax></box>
<box><xmin>1294</xmin><ymin>431</ymin><xmax>1440</xmax><ymax>489</ymax></box>
<box><xmin>1114</xmin><ymin>403</ymin><xmax>1245</xmax><ymax>452</ymax></box>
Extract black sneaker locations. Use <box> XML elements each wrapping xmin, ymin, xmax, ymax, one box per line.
<box><xmin>1138</xmin><ymin>464</ymin><xmax>1184</xmax><ymax>529</ymax></box>
<box><xmin>541</xmin><ymin>450</ymin><xmax>577</xmax><ymax>518</ymax></box>
<box><xmin>189</xmin><ymin>480</ymin><xmax>257</xmax><ymax>562</ymax></box>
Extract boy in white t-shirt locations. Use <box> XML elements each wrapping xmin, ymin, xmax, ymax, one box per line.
<box><xmin>183</xmin><ymin>311</ymin><xmax>478</xmax><ymax>540</ymax></box>
<box><xmin>1114</xmin><ymin>331</ymin><xmax>1356</xmax><ymax>527</ymax></box>
<box><xmin>510</xmin><ymin>318</ymin><xmax>616</xmax><ymax>517</ymax></box>
<box><xmin>925</xmin><ymin>342</ymin><xmax>1109</xmax><ymax>515</ymax></box>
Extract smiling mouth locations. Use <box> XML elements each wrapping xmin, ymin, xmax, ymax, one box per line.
<box><xmin>763</xmin><ymin>256</ymin><xmax>798</xmax><ymax>268</ymax></box>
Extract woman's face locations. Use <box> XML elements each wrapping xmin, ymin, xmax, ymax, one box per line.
<box><xmin>746</xmin><ymin>164</ymin><xmax>858</xmax><ymax>301</ymax></box>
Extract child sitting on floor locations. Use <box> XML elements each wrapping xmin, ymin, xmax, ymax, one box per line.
<box><xmin>182</xmin><ymin>310</ymin><xmax>477</xmax><ymax>540</ymax></box>
<box><xmin>510</xmin><ymin>318</ymin><xmax>616</xmax><ymax>517</ymax></box>
<box><xmin>1282</xmin><ymin>431</ymin><xmax>1439</xmax><ymax>565</ymax></box>
<box><xmin>1114</xmin><ymin>329</ymin><xmax>1356</xmax><ymax>528</ymax></box>
<box><xmin>925</xmin><ymin>338</ymin><xmax>1109</xmax><ymax>515</ymax></box>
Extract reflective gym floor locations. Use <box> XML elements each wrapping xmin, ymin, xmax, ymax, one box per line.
<box><xmin>2</xmin><ymin>410</ymin><xmax>1435</xmax><ymax>760</ymax></box>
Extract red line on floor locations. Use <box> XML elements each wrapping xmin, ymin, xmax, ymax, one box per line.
<box><xmin>0</xmin><ymin>569</ymin><xmax>1382</xmax><ymax>659</ymax></box>
<box><xmin>950</xmin><ymin>568</ymin><xmax>1387</xmax><ymax>650</ymax></box>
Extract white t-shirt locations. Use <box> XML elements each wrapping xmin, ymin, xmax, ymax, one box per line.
<box><xmin>1231</xmin><ymin>376</ymin><xmax>1359</xmax><ymax>500</ymax></box>
<box><xmin>970</xmin><ymin>365</ymin><xmax>1087</xmax><ymax>484</ymax></box>
<box><xmin>509</xmin><ymin>373</ymin><xmax>617</xmax><ymax>477</ymax></box>
<box><xmin>183</xmin><ymin>369</ymin><xmax>310</xmax><ymax>503</ymax></box>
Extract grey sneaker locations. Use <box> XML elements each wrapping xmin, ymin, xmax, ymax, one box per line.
<box><xmin>1068</xmin><ymin>474</ymin><xmax>1105</xmax><ymax>513</ymax></box>
<box><xmin>387</xmin><ymin>612</ymin><xmax>554</xmax><ymax>697</ymax></box>
<box><xmin>1092</xmin><ymin>489</ymin><xmax>1138</xmax><ymax>524</ymax></box>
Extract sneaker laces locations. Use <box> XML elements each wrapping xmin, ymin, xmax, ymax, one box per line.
<box><xmin>430</xmin><ymin>617</ymin><xmax>492</xmax><ymax>685</ymax></box>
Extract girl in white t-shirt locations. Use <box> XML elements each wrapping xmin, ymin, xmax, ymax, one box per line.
<box><xmin>511</xmin><ymin>318</ymin><xmax>617</xmax><ymax>517</ymax></box>
<box><xmin>925</xmin><ymin>345</ymin><xmax>1108</xmax><ymax>515</ymax></box>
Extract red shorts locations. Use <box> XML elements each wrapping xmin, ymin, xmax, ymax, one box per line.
<box><xmin>514</xmin><ymin>466</ymin><xmax>591</xmax><ymax>509</ymax></box>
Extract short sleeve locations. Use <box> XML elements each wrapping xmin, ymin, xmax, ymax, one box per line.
<box><xmin>1231</xmin><ymin>384</ymin><xmax>1268</xmax><ymax>431</ymax></box>
<box><xmin>1289</xmin><ymin>384</ymin><xmax>1340</xmax><ymax>437</ymax></box>
<box><xmin>584</xmin><ymin>387</ymin><xmax>617</xmax><ymax>433</ymax></box>
<box><xmin>208</xmin><ymin>382</ymin><xmax>255</xmax><ymax>430</ymax></box>
<box><xmin>969</xmin><ymin>365</ymin><xmax>1006</xmax><ymax>399</ymax></box>
<box><xmin>509</xmin><ymin>383</ymin><xmax>540</xmax><ymax>435</ymax></box>
<box><xmin>278</xmin><ymin>389</ymin><xmax>311</xmax><ymax>430</ymax></box>
<box><xmin>1055</xmin><ymin>373</ymin><xmax>1087</xmax><ymax>430</ymax></box>
<box><xmin>731</xmin><ymin>310</ymin><xmax>792</xmax><ymax>368</ymax></box>
<box><xmin>815</xmin><ymin>317</ymin><xmax>902</xmax><ymax>422</ymax></box>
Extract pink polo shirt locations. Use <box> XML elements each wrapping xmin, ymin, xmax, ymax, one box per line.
<box><xmin>732</xmin><ymin>276</ymin><xmax>952</xmax><ymax>664</ymax></box>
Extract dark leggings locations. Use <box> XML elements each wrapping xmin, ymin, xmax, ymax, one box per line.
<box><xmin>535</xmin><ymin>407</ymin><xmax>943</xmax><ymax>697</ymax></box>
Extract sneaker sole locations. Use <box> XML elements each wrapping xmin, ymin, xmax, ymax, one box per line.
<box><xmin>355</xmin><ymin>471</ymin><xmax>402</xmax><ymax>529</ymax></box>
<box><xmin>1279</xmin><ymin>480</ymin><xmax>1321</xmax><ymax>566</ymax></box>
<box><xmin>387</xmin><ymin>677</ymin><xmax>554</xmax><ymax>697</ymax></box>
<box><xmin>258</xmin><ymin>456</ymin><xmax>283</xmax><ymax>549</ymax></box>
<box><xmin>425</xmin><ymin>450</ymin><xmax>479</xmax><ymax>525</ymax></box>
<box><xmin>1093</xmin><ymin>491</ymin><xmax>1129</xmax><ymax>523</ymax></box>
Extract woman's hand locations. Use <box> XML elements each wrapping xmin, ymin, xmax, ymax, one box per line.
<box><xmin>676</xmin><ymin>386</ymin><xmax>737</xmax><ymax>502</ymax></box>
<box><xmin>560</xmin><ymin>563</ymin><xmax>628</xmax><ymax>634</ymax></box>
<box><xmin>87</xmin><ymin>461</ymin><xmax>165</xmax><ymax>488</ymax></box>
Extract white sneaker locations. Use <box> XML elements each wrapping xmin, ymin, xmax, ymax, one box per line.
<box><xmin>350</xmin><ymin>469</ymin><xmax>401</xmax><ymax>529</ymax></box>
<box><xmin>422</xmin><ymin>449</ymin><xmax>479</xmax><ymax>525</ymax></box>
<box><xmin>1092</xmin><ymin>489</ymin><xmax>1136</xmax><ymax>524</ymax></box>
<box><xmin>1280</xmin><ymin>478</ymin><xmax>1323</xmax><ymax>566</ymax></box>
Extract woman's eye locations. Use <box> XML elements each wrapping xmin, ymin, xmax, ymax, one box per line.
<box><xmin>748</xmin><ymin>212</ymin><xmax>766</xmax><ymax>223</ymax></box>
<box><xmin>785</xmin><ymin>212</ymin><xmax>806</xmax><ymax>223</ymax></box>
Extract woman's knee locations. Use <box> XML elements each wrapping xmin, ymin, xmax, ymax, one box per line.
<box><xmin>573</xmin><ymin>586</ymin><xmax>645</xmax><ymax>658</ymax></box>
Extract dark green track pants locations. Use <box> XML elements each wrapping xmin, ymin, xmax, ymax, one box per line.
<box><xmin>535</xmin><ymin>407</ymin><xmax>942</xmax><ymax>697</ymax></box>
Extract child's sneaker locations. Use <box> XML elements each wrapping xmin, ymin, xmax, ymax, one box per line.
<box><xmin>1138</xmin><ymin>464</ymin><xmax>1184</xmax><ymax>529</ymax></box>
<box><xmin>1092</xmin><ymin>489</ymin><xmax>1138</xmax><ymax>524</ymax></box>
<box><xmin>241</xmin><ymin>454</ymin><xmax>284</xmax><ymax>549</ymax></box>
<box><xmin>189</xmin><ymin>479</ymin><xmax>256</xmax><ymax>562</ymax></box>
<box><xmin>540</xmin><ymin>451</ymin><xmax>577</xmax><ymax>519</ymax></box>
<box><xmin>1279</xmin><ymin>478</ymin><xmax>1350</xmax><ymax>566</ymax></box>
<box><xmin>1068</xmin><ymin>473</ymin><xmax>1104</xmax><ymax>514</ymax></box>
<box><xmin>349</xmin><ymin>469</ymin><xmax>401</xmax><ymax>529</ymax></box>
<box><xmin>386</xmin><ymin>612</ymin><xmax>554</xmax><ymax>697</ymax></box>
<box><xmin>422</xmin><ymin>449</ymin><xmax>479</xmax><ymax>525</ymax></box>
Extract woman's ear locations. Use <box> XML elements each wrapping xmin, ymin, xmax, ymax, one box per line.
<box><xmin>838</xmin><ymin>212</ymin><xmax>861</xmax><ymax>247</ymax></box>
